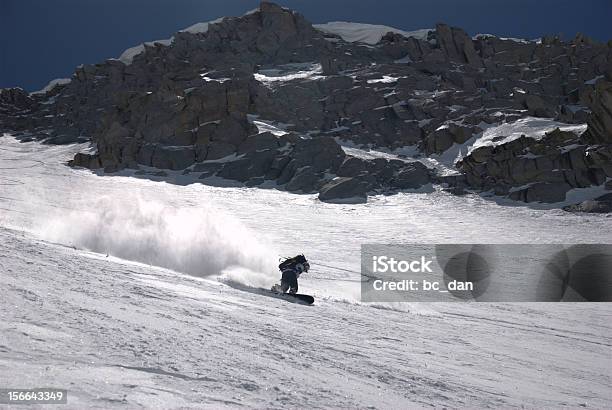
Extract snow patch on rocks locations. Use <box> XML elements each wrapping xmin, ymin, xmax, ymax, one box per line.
<box><xmin>314</xmin><ymin>21</ymin><xmax>431</xmax><ymax>45</ymax></box>
<box><xmin>247</xmin><ymin>114</ymin><xmax>292</xmax><ymax>136</ymax></box>
<box><xmin>254</xmin><ymin>62</ymin><xmax>324</xmax><ymax>83</ymax></box>
<box><xmin>115</xmin><ymin>17</ymin><xmax>225</xmax><ymax>65</ymax></box>
<box><xmin>470</xmin><ymin>117</ymin><xmax>587</xmax><ymax>154</ymax></box>
<box><xmin>31</xmin><ymin>78</ymin><xmax>72</xmax><ymax>95</ymax></box>
<box><xmin>473</xmin><ymin>33</ymin><xmax>534</xmax><ymax>43</ymax></box>
<box><xmin>180</xmin><ymin>17</ymin><xmax>225</xmax><ymax>34</ymax></box>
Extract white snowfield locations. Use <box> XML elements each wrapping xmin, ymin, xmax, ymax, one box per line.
<box><xmin>313</xmin><ymin>22</ymin><xmax>431</xmax><ymax>45</ymax></box>
<box><xmin>1</xmin><ymin>135</ymin><xmax>611</xmax><ymax>409</ymax></box>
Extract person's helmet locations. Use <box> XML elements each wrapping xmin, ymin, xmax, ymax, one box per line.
<box><xmin>296</xmin><ymin>261</ymin><xmax>310</xmax><ymax>273</ymax></box>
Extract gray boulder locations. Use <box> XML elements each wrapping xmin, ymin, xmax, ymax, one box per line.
<box><xmin>392</xmin><ymin>162</ymin><xmax>431</xmax><ymax>189</ymax></box>
<box><xmin>285</xmin><ymin>166</ymin><xmax>324</xmax><ymax>192</ymax></box>
<box><xmin>435</xmin><ymin>24</ymin><xmax>482</xmax><ymax>66</ymax></box>
<box><xmin>521</xmin><ymin>94</ymin><xmax>556</xmax><ymax>118</ymax></box>
<box><xmin>264</xmin><ymin>155</ymin><xmax>292</xmax><ymax>180</ymax></box>
<box><xmin>151</xmin><ymin>146</ymin><xmax>196</xmax><ymax>170</ymax></box>
<box><xmin>288</xmin><ymin>137</ymin><xmax>346</xmax><ymax>172</ymax></box>
<box><xmin>423</xmin><ymin>124</ymin><xmax>476</xmax><ymax>154</ymax></box>
<box><xmin>274</xmin><ymin>137</ymin><xmax>347</xmax><ymax>192</ymax></box>
<box><xmin>217</xmin><ymin>149</ymin><xmax>277</xmax><ymax>182</ymax></box>
<box><xmin>564</xmin><ymin>193</ymin><xmax>612</xmax><ymax>213</ymax></box>
<box><xmin>210</xmin><ymin>114</ymin><xmax>254</xmax><ymax>147</ymax></box>
<box><xmin>237</xmin><ymin>132</ymin><xmax>287</xmax><ymax>154</ymax></box>
<box><xmin>318</xmin><ymin>177</ymin><xmax>368</xmax><ymax>204</ymax></box>
<box><xmin>71</xmin><ymin>152</ymin><xmax>102</xmax><ymax>169</ymax></box>
<box><xmin>216</xmin><ymin>159</ymin><xmax>254</xmax><ymax>182</ymax></box>
<box><xmin>508</xmin><ymin>182</ymin><xmax>572</xmax><ymax>203</ymax></box>
<box><xmin>585</xmin><ymin>145</ymin><xmax>612</xmax><ymax>178</ymax></box>
<box><xmin>205</xmin><ymin>142</ymin><xmax>237</xmax><ymax>160</ymax></box>
<box><xmin>424</xmin><ymin>128</ymin><xmax>454</xmax><ymax>154</ymax></box>
<box><xmin>193</xmin><ymin>162</ymin><xmax>224</xmax><ymax>178</ymax></box>
<box><xmin>337</xmin><ymin>157</ymin><xmax>368</xmax><ymax>177</ymax></box>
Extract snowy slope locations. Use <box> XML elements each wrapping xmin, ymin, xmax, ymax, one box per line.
<box><xmin>314</xmin><ymin>22</ymin><xmax>431</xmax><ymax>44</ymax></box>
<box><xmin>3</xmin><ymin>227</ymin><xmax>611</xmax><ymax>409</ymax></box>
<box><xmin>1</xmin><ymin>135</ymin><xmax>612</xmax><ymax>408</ymax></box>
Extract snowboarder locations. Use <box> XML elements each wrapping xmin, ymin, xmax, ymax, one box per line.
<box><xmin>272</xmin><ymin>254</ymin><xmax>310</xmax><ymax>294</ymax></box>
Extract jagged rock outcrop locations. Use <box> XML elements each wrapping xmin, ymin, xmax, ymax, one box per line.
<box><xmin>0</xmin><ymin>1</ymin><xmax>610</xmax><ymax>207</ymax></box>
<box><xmin>581</xmin><ymin>78</ymin><xmax>612</xmax><ymax>145</ymax></box>
<box><xmin>319</xmin><ymin>177</ymin><xmax>369</xmax><ymax>204</ymax></box>
<box><xmin>423</xmin><ymin>124</ymin><xmax>479</xmax><ymax>154</ymax></box>
<box><xmin>456</xmin><ymin>127</ymin><xmax>609</xmax><ymax>203</ymax></box>
<box><xmin>564</xmin><ymin>193</ymin><xmax>612</xmax><ymax>213</ymax></box>
<box><xmin>435</xmin><ymin>24</ymin><xmax>482</xmax><ymax>66</ymax></box>
<box><xmin>0</xmin><ymin>88</ymin><xmax>35</xmax><ymax>111</ymax></box>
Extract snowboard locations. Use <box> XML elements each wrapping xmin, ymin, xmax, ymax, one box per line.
<box><xmin>281</xmin><ymin>293</ymin><xmax>315</xmax><ymax>305</ymax></box>
<box><xmin>269</xmin><ymin>288</ymin><xmax>314</xmax><ymax>305</ymax></box>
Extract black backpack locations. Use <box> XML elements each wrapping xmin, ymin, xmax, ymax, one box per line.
<box><xmin>279</xmin><ymin>254</ymin><xmax>307</xmax><ymax>271</ymax></box>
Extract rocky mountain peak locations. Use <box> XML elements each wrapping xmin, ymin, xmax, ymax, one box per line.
<box><xmin>1</xmin><ymin>2</ymin><xmax>611</xmax><ymax>209</ymax></box>
<box><xmin>164</xmin><ymin>1</ymin><xmax>326</xmax><ymax>69</ymax></box>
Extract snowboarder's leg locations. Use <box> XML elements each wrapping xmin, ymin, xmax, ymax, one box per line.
<box><xmin>281</xmin><ymin>270</ymin><xmax>298</xmax><ymax>294</ymax></box>
<box><xmin>289</xmin><ymin>273</ymin><xmax>298</xmax><ymax>294</ymax></box>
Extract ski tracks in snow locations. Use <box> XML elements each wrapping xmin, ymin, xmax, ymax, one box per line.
<box><xmin>1</xmin><ymin>228</ymin><xmax>611</xmax><ymax>409</ymax></box>
<box><xmin>1</xmin><ymin>135</ymin><xmax>611</xmax><ymax>408</ymax></box>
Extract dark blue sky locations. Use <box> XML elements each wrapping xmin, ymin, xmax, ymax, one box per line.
<box><xmin>2</xmin><ymin>0</ymin><xmax>611</xmax><ymax>91</ymax></box>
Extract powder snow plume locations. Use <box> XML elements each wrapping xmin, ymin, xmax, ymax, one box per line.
<box><xmin>34</xmin><ymin>194</ymin><xmax>279</xmax><ymax>287</ymax></box>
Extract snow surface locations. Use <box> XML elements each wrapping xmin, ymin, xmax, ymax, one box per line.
<box><xmin>254</xmin><ymin>63</ymin><xmax>324</xmax><ymax>83</ymax></box>
<box><xmin>199</xmin><ymin>73</ymin><xmax>231</xmax><ymax>83</ymax></box>
<box><xmin>314</xmin><ymin>22</ymin><xmax>431</xmax><ymax>45</ymax></box>
<box><xmin>473</xmin><ymin>33</ymin><xmax>533</xmax><ymax>44</ymax></box>
<box><xmin>367</xmin><ymin>75</ymin><xmax>398</xmax><ymax>84</ymax></box>
<box><xmin>1</xmin><ymin>134</ymin><xmax>611</xmax><ymax>408</ymax></box>
<box><xmin>117</xmin><ymin>38</ymin><xmax>176</xmax><ymax>65</ymax></box>
<box><xmin>247</xmin><ymin>115</ymin><xmax>292</xmax><ymax>136</ymax></box>
<box><xmin>585</xmin><ymin>75</ymin><xmax>605</xmax><ymax>85</ymax></box>
<box><xmin>30</xmin><ymin>78</ymin><xmax>72</xmax><ymax>95</ymax></box>
<box><xmin>117</xmin><ymin>44</ymin><xmax>149</xmax><ymax>65</ymax></box>
<box><xmin>469</xmin><ymin>117</ymin><xmax>588</xmax><ymax>154</ymax></box>
<box><xmin>180</xmin><ymin>17</ymin><xmax>225</xmax><ymax>34</ymax></box>
<box><xmin>337</xmin><ymin>139</ymin><xmax>420</xmax><ymax>164</ymax></box>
